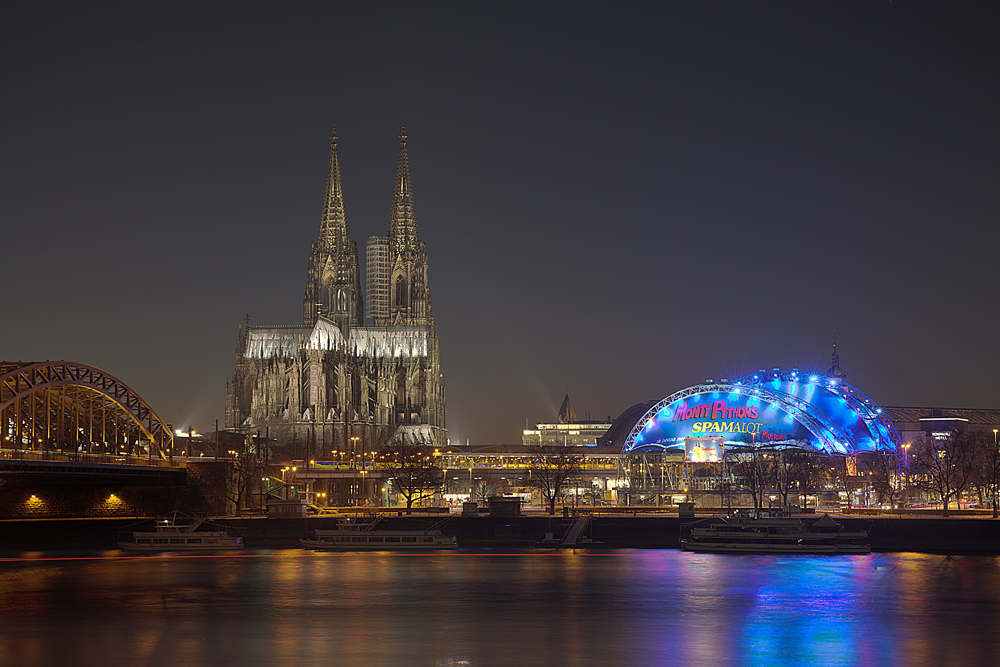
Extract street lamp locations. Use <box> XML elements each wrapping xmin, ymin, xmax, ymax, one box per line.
<box><xmin>902</xmin><ymin>443</ymin><xmax>911</xmax><ymax>496</ymax></box>
<box><xmin>350</xmin><ymin>436</ymin><xmax>360</xmax><ymax>505</ymax></box>
<box><xmin>280</xmin><ymin>466</ymin><xmax>297</xmax><ymax>499</ymax></box>
<box><xmin>350</xmin><ymin>436</ymin><xmax>360</xmax><ymax>469</ymax></box>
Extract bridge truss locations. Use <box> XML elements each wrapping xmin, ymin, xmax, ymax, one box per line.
<box><xmin>0</xmin><ymin>361</ymin><xmax>174</xmax><ymax>459</ymax></box>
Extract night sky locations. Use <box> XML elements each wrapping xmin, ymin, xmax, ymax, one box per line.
<box><xmin>3</xmin><ymin>2</ymin><xmax>998</xmax><ymax>445</ymax></box>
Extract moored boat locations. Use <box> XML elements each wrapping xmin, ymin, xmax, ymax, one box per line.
<box><xmin>300</xmin><ymin>516</ymin><xmax>457</xmax><ymax>551</ymax></box>
<box><xmin>680</xmin><ymin>512</ymin><xmax>869</xmax><ymax>555</ymax></box>
<box><xmin>301</xmin><ymin>529</ymin><xmax>457</xmax><ymax>551</ymax></box>
<box><xmin>117</xmin><ymin>515</ymin><xmax>243</xmax><ymax>552</ymax></box>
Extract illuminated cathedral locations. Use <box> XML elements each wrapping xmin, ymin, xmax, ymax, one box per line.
<box><xmin>226</xmin><ymin>129</ymin><xmax>446</xmax><ymax>454</ymax></box>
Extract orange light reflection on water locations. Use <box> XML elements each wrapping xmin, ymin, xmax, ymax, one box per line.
<box><xmin>0</xmin><ymin>550</ymin><xmax>632</xmax><ymax>563</ymax></box>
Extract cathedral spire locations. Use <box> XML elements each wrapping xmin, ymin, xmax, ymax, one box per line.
<box><xmin>303</xmin><ymin>128</ymin><xmax>361</xmax><ymax>328</ymax></box>
<box><xmin>388</xmin><ymin>126</ymin><xmax>418</xmax><ymax>253</ymax></box>
<box><xmin>319</xmin><ymin>128</ymin><xmax>348</xmax><ymax>249</ymax></box>
<box><xmin>827</xmin><ymin>333</ymin><xmax>846</xmax><ymax>380</ymax></box>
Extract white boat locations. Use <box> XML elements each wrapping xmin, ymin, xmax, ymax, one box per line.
<box><xmin>117</xmin><ymin>515</ymin><xmax>243</xmax><ymax>552</ymax></box>
<box><xmin>679</xmin><ymin>513</ymin><xmax>870</xmax><ymax>555</ymax></box>
<box><xmin>300</xmin><ymin>517</ymin><xmax>457</xmax><ymax>551</ymax></box>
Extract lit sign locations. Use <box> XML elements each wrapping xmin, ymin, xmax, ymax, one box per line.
<box><xmin>624</xmin><ymin>371</ymin><xmax>901</xmax><ymax>455</ymax></box>
<box><xmin>685</xmin><ymin>437</ymin><xmax>724</xmax><ymax>462</ymax></box>
<box><xmin>634</xmin><ymin>394</ymin><xmax>812</xmax><ymax>450</ymax></box>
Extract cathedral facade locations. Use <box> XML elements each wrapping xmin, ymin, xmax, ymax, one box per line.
<box><xmin>226</xmin><ymin>129</ymin><xmax>447</xmax><ymax>456</ymax></box>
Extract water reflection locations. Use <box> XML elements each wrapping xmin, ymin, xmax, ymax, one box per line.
<box><xmin>1</xmin><ymin>550</ymin><xmax>999</xmax><ymax>666</ymax></box>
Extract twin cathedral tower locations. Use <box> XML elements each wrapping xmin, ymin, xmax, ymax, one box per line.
<box><xmin>226</xmin><ymin>129</ymin><xmax>447</xmax><ymax>452</ymax></box>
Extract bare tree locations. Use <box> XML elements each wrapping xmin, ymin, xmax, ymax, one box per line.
<box><xmin>798</xmin><ymin>453</ymin><xmax>828</xmax><ymax>508</ymax></box>
<box><xmin>472</xmin><ymin>473</ymin><xmax>505</xmax><ymax>505</ymax></box>
<box><xmin>528</xmin><ymin>445</ymin><xmax>585</xmax><ymax>515</ymax></box>
<box><xmin>378</xmin><ymin>444</ymin><xmax>444</xmax><ymax>511</ymax></box>
<box><xmin>910</xmin><ymin>432</ymin><xmax>977</xmax><ymax>516</ymax></box>
<box><xmin>970</xmin><ymin>431</ymin><xmax>1000</xmax><ymax>517</ymax></box>
<box><xmin>729</xmin><ymin>439</ymin><xmax>774</xmax><ymax>512</ymax></box>
<box><xmin>772</xmin><ymin>445</ymin><xmax>816</xmax><ymax>508</ymax></box>
<box><xmin>857</xmin><ymin>451</ymin><xmax>900</xmax><ymax>507</ymax></box>
<box><xmin>226</xmin><ymin>432</ymin><xmax>268</xmax><ymax>515</ymax></box>
<box><xmin>713</xmin><ymin>479</ymin><xmax>738</xmax><ymax>510</ymax></box>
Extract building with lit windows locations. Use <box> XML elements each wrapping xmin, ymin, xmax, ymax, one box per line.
<box><xmin>522</xmin><ymin>394</ymin><xmax>613</xmax><ymax>447</ymax></box>
<box><xmin>523</xmin><ymin>422</ymin><xmax>614</xmax><ymax>448</ymax></box>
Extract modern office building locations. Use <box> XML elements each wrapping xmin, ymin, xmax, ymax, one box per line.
<box><xmin>522</xmin><ymin>395</ymin><xmax>613</xmax><ymax>447</ymax></box>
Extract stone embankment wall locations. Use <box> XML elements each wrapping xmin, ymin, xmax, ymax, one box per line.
<box><xmin>6</xmin><ymin>514</ymin><xmax>1000</xmax><ymax>553</ymax></box>
<box><xmin>222</xmin><ymin>515</ymin><xmax>1000</xmax><ymax>552</ymax></box>
<box><xmin>0</xmin><ymin>485</ymin><xmax>197</xmax><ymax>519</ymax></box>
<box><xmin>0</xmin><ymin>461</ymin><xmax>230</xmax><ymax>519</ymax></box>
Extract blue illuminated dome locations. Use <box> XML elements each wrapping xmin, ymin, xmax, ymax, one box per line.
<box><xmin>623</xmin><ymin>370</ymin><xmax>900</xmax><ymax>455</ymax></box>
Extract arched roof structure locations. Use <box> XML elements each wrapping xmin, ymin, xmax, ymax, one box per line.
<box><xmin>623</xmin><ymin>370</ymin><xmax>900</xmax><ymax>456</ymax></box>
<box><xmin>0</xmin><ymin>361</ymin><xmax>173</xmax><ymax>457</ymax></box>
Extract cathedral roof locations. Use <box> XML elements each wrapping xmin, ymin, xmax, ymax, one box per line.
<box><xmin>244</xmin><ymin>318</ymin><xmax>430</xmax><ymax>359</ymax></box>
<box><xmin>388</xmin><ymin>425</ymin><xmax>439</xmax><ymax>446</ymax></box>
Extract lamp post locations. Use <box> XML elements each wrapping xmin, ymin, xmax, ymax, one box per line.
<box><xmin>351</xmin><ymin>436</ymin><xmax>360</xmax><ymax>505</ymax></box>
<box><xmin>902</xmin><ymin>443</ymin><xmax>911</xmax><ymax>506</ymax></box>
<box><xmin>280</xmin><ymin>466</ymin><xmax>297</xmax><ymax>500</ymax></box>
<box><xmin>994</xmin><ymin>429</ymin><xmax>999</xmax><ymax>517</ymax></box>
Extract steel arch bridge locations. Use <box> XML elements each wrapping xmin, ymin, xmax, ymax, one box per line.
<box><xmin>623</xmin><ymin>370</ymin><xmax>901</xmax><ymax>456</ymax></box>
<box><xmin>0</xmin><ymin>361</ymin><xmax>174</xmax><ymax>458</ymax></box>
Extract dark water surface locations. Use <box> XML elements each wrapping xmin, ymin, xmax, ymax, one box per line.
<box><xmin>2</xmin><ymin>549</ymin><xmax>999</xmax><ymax>666</ymax></box>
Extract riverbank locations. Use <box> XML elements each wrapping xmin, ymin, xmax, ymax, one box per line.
<box><xmin>4</xmin><ymin>513</ymin><xmax>1000</xmax><ymax>553</ymax></box>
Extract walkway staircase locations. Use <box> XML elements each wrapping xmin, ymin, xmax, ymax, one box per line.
<box><xmin>561</xmin><ymin>513</ymin><xmax>593</xmax><ymax>546</ymax></box>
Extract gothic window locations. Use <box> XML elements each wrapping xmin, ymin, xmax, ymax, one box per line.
<box><xmin>395</xmin><ymin>365</ymin><xmax>407</xmax><ymax>421</ymax></box>
<box><xmin>324</xmin><ymin>278</ymin><xmax>335</xmax><ymax>312</ymax></box>
<box><xmin>395</xmin><ymin>276</ymin><xmax>407</xmax><ymax>307</ymax></box>
<box><xmin>352</xmin><ymin>366</ymin><xmax>362</xmax><ymax>415</ymax></box>
<box><xmin>319</xmin><ymin>281</ymin><xmax>330</xmax><ymax>314</ymax></box>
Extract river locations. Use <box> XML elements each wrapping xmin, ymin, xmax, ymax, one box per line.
<box><xmin>2</xmin><ymin>549</ymin><xmax>998</xmax><ymax>666</ymax></box>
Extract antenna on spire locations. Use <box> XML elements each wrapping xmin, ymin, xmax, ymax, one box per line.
<box><xmin>399</xmin><ymin>126</ymin><xmax>407</xmax><ymax>144</ymax></box>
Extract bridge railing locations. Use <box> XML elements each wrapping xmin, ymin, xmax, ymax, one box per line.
<box><xmin>0</xmin><ymin>449</ymin><xmax>190</xmax><ymax>468</ymax></box>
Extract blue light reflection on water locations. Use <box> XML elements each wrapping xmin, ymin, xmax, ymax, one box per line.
<box><xmin>1</xmin><ymin>549</ymin><xmax>1000</xmax><ymax>667</ymax></box>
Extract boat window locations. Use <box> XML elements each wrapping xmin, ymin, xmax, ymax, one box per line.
<box><xmin>352</xmin><ymin>537</ymin><xmax>367</xmax><ymax>542</ymax></box>
<box><xmin>136</xmin><ymin>539</ymin><xmax>151</xmax><ymax>544</ymax></box>
<box><xmin>421</xmin><ymin>537</ymin><xmax>433</xmax><ymax>542</ymax></box>
<box><xmin>402</xmin><ymin>537</ymin><xmax>417</xmax><ymax>542</ymax></box>
<box><xmin>385</xmin><ymin>537</ymin><xmax>401</xmax><ymax>542</ymax></box>
<box><xmin>336</xmin><ymin>537</ymin><xmax>350</xmax><ymax>543</ymax></box>
<box><xmin>170</xmin><ymin>539</ymin><xmax>184</xmax><ymax>544</ymax></box>
<box><xmin>153</xmin><ymin>538</ymin><xmax>168</xmax><ymax>544</ymax></box>
<box><xmin>369</xmin><ymin>537</ymin><xmax>384</xmax><ymax>542</ymax></box>
<box><xmin>187</xmin><ymin>539</ymin><xmax>202</xmax><ymax>544</ymax></box>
